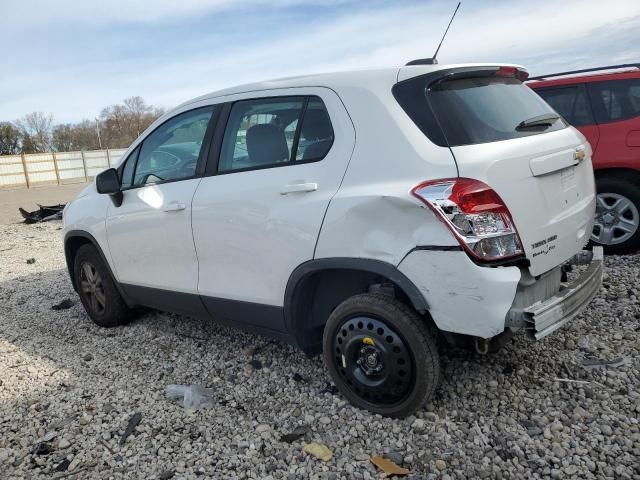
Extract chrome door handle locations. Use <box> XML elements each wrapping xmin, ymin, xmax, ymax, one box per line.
<box><xmin>162</xmin><ymin>202</ymin><xmax>186</xmax><ymax>212</ymax></box>
<box><xmin>280</xmin><ymin>182</ymin><xmax>318</xmax><ymax>195</ymax></box>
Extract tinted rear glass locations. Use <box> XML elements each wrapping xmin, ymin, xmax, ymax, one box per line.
<box><xmin>427</xmin><ymin>77</ymin><xmax>566</xmax><ymax>146</ymax></box>
<box><xmin>535</xmin><ymin>86</ymin><xmax>594</xmax><ymax>126</ymax></box>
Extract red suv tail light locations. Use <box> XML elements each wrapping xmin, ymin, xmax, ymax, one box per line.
<box><xmin>411</xmin><ymin>178</ymin><xmax>524</xmax><ymax>261</ymax></box>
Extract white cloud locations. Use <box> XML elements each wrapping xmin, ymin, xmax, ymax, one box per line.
<box><xmin>1</xmin><ymin>0</ymin><xmax>639</xmax><ymax>122</ymax></box>
<box><xmin>1</xmin><ymin>0</ymin><xmax>350</xmax><ymax>27</ymax></box>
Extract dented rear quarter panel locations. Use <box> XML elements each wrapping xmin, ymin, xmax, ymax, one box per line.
<box><xmin>315</xmin><ymin>81</ymin><xmax>459</xmax><ymax>263</ymax></box>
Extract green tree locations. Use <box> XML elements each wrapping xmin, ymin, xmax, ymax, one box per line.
<box><xmin>0</xmin><ymin>122</ymin><xmax>21</xmax><ymax>154</ymax></box>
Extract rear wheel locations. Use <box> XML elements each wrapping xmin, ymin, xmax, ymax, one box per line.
<box><xmin>591</xmin><ymin>177</ymin><xmax>640</xmax><ymax>254</ymax></box>
<box><xmin>73</xmin><ymin>244</ymin><xmax>132</xmax><ymax>327</ymax></box>
<box><xmin>322</xmin><ymin>293</ymin><xmax>439</xmax><ymax>418</ymax></box>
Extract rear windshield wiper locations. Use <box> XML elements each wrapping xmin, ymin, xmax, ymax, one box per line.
<box><xmin>516</xmin><ymin>113</ymin><xmax>560</xmax><ymax>130</ymax></box>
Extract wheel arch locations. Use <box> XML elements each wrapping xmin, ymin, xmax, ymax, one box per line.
<box><xmin>594</xmin><ymin>167</ymin><xmax>640</xmax><ymax>186</ymax></box>
<box><xmin>64</xmin><ymin>230</ymin><xmax>126</xmax><ymax>302</ymax></box>
<box><xmin>284</xmin><ymin>258</ymin><xmax>429</xmax><ymax>354</ymax></box>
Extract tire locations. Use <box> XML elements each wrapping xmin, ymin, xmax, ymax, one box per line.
<box><xmin>73</xmin><ymin>244</ymin><xmax>131</xmax><ymax>327</ymax></box>
<box><xmin>322</xmin><ymin>293</ymin><xmax>440</xmax><ymax>418</ymax></box>
<box><xmin>591</xmin><ymin>177</ymin><xmax>640</xmax><ymax>254</ymax></box>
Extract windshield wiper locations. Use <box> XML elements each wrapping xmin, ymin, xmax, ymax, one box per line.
<box><xmin>516</xmin><ymin>113</ymin><xmax>560</xmax><ymax>130</ymax></box>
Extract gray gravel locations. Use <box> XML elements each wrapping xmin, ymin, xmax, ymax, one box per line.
<box><xmin>0</xmin><ymin>222</ymin><xmax>639</xmax><ymax>479</ymax></box>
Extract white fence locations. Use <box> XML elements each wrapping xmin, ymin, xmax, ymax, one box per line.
<box><xmin>0</xmin><ymin>148</ymin><xmax>127</xmax><ymax>189</ymax></box>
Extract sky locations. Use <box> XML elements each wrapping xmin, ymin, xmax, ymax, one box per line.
<box><xmin>1</xmin><ymin>0</ymin><xmax>639</xmax><ymax>124</ymax></box>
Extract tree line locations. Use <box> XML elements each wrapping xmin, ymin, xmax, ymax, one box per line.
<box><xmin>0</xmin><ymin>97</ymin><xmax>164</xmax><ymax>155</ymax></box>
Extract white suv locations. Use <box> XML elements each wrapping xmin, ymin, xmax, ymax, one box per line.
<box><xmin>63</xmin><ymin>63</ymin><xmax>603</xmax><ymax>417</ymax></box>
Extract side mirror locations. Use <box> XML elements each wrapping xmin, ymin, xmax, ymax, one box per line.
<box><xmin>96</xmin><ymin>168</ymin><xmax>123</xmax><ymax>207</ymax></box>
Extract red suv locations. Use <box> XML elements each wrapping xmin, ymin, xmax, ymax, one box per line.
<box><xmin>529</xmin><ymin>64</ymin><xmax>640</xmax><ymax>254</ymax></box>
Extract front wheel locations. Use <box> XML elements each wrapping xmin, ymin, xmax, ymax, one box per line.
<box><xmin>591</xmin><ymin>177</ymin><xmax>640</xmax><ymax>254</ymax></box>
<box><xmin>73</xmin><ymin>244</ymin><xmax>132</xmax><ymax>327</ymax></box>
<box><xmin>322</xmin><ymin>293</ymin><xmax>440</xmax><ymax>418</ymax></box>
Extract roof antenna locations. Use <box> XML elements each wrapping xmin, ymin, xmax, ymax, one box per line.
<box><xmin>406</xmin><ymin>2</ymin><xmax>461</xmax><ymax>66</ymax></box>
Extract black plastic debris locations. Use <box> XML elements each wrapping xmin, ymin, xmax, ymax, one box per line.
<box><xmin>32</xmin><ymin>442</ymin><xmax>54</xmax><ymax>455</ymax></box>
<box><xmin>292</xmin><ymin>372</ymin><xmax>308</xmax><ymax>383</ymax></box>
<box><xmin>52</xmin><ymin>299</ymin><xmax>74</xmax><ymax>310</ymax></box>
<box><xmin>19</xmin><ymin>204</ymin><xmax>65</xmax><ymax>224</ymax></box>
<box><xmin>26</xmin><ymin>258</ymin><xmax>36</xmax><ymax>264</ymax></box>
<box><xmin>119</xmin><ymin>412</ymin><xmax>142</xmax><ymax>446</ymax></box>
<box><xmin>320</xmin><ymin>383</ymin><xmax>338</xmax><ymax>395</ymax></box>
<box><xmin>581</xmin><ymin>356</ymin><xmax>625</xmax><ymax>369</ymax></box>
<box><xmin>248</xmin><ymin>359</ymin><xmax>263</xmax><ymax>370</ymax></box>
<box><xmin>55</xmin><ymin>458</ymin><xmax>71</xmax><ymax>472</ymax></box>
<box><xmin>280</xmin><ymin>425</ymin><xmax>309</xmax><ymax>443</ymax></box>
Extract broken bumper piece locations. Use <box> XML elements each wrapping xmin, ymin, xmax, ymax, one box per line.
<box><xmin>524</xmin><ymin>247</ymin><xmax>603</xmax><ymax>340</ymax></box>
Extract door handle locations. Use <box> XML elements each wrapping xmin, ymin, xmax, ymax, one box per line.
<box><xmin>280</xmin><ymin>182</ymin><xmax>318</xmax><ymax>195</ymax></box>
<box><xmin>162</xmin><ymin>202</ymin><xmax>186</xmax><ymax>212</ymax></box>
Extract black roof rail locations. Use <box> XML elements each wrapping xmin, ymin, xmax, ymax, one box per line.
<box><xmin>529</xmin><ymin>63</ymin><xmax>640</xmax><ymax>81</ymax></box>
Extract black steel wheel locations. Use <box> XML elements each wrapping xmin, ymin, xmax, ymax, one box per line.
<box><xmin>323</xmin><ymin>293</ymin><xmax>439</xmax><ymax>418</ymax></box>
<box><xmin>73</xmin><ymin>244</ymin><xmax>131</xmax><ymax>327</ymax></box>
<box><xmin>333</xmin><ymin>316</ymin><xmax>414</xmax><ymax>406</ymax></box>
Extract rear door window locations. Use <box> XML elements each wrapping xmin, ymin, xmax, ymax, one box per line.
<box><xmin>295</xmin><ymin>97</ymin><xmax>334</xmax><ymax>161</ymax></box>
<box><xmin>426</xmin><ymin>77</ymin><xmax>566</xmax><ymax>146</ymax></box>
<box><xmin>217</xmin><ymin>96</ymin><xmax>333</xmax><ymax>173</ymax></box>
<box><xmin>535</xmin><ymin>86</ymin><xmax>594</xmax><ymax>126</ymax></box>
<box><xmin>587</xmin><ymin>79</ymin><xmax>640</xmax><ymax>123</ymax></box>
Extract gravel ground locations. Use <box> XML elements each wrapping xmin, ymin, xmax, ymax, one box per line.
<box><xmin>0</xmin><ymin>222</ymin><xmax>639</xmax><ymax>479</ymax></box>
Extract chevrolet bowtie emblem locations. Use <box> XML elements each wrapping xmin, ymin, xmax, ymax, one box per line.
<box><xmin>574</xmin><ymin>148</ymin><xmax>586</xmax><ymax>161</ymax></box>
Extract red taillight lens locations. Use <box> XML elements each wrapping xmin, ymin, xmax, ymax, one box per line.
<box><xmin>412</xmin><ymin>178</ymin><xmax>524</xmax><ymax>261</ymax></box>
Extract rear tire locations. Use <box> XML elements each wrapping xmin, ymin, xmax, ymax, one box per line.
<box><xmin>322</xmin><ymin>293</ymin><xmax>440</xmax><ymax>418</ymax></box>
<box><xmin>591</xmin><ymin>177</ymin><xmax>640</xmax><ymax>254</ymax></box>
<box><xmin>73</xmin><ymin>244</ymin><xmax>131</xmax><ymax>327</ymax></box>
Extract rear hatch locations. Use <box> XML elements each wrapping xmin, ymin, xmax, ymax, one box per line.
<box><xmin>394</xmin><ymin>65</ymin><xmax>596</xmax><ymax>276</ymax></box>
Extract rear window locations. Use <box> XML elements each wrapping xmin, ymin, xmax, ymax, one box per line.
<box><xmin>427</xmin><ymin>77</ymin><xmax>566</xmax><ymax>146</ymax></box>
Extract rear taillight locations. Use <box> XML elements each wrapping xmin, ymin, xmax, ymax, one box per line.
<box><xmin>412</xmin><ymin>178</ymin><xmax>524</xmax><ymax>262</ymax></box>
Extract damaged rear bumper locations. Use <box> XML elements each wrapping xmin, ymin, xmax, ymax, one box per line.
<box><xmin>508</xmin><ymin>247</ymin><xmax>603</xmax><ymax>340</ymax></box>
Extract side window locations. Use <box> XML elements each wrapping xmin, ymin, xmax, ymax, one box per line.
<box><xmin>119</xmin><ymin>146</ymin><xmax>139</xmax><ymax>188</ymax></box>
<box><xmin>536</xmin><ymin>86</ymin><xmax>594</xmax><ymax>126</ymax></box>
<box><xmin>132</xmin><ymin>107</ymin><xmax>213</xmax><ymax>187</ymax></box>
<box><xmin>218</xmin><ymin>97</ymin><xmax>305</xmax><ymax>172</ymax></box>
<box><xmin>587</xmin><ymin>79</ymin><xmax>640</xmax><ymax>124</ymax></box>
<box><xmin>295</xmin><ymin>98</ymin><xmax>334</xmax><ymax>161</ymax></box>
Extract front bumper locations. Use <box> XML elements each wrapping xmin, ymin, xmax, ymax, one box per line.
<box><xmin>512</xmin><ymin>247</ymin><xmax>603</xmax><ymax>340</ymax></box>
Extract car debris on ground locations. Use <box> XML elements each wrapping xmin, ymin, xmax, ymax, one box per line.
<box><xmin>279</xmin><ymin>425</ymin><xmax>310</xmax><ymax>443</ymax></box>
<box><xmin>18</xmin><ymin>204</ymin><xmax>65</xmax><ymax>224</ymax></box>
<box><xmin>51</xmin><ymin>299</ymin><xmax>74</xmax><ymax>311</ymax></box>
<box><xmin>119</xmin><ymin>412</ymin><xmax>142</xmax><ymax>446</ymax></box>
<box><xmin>165</xmin><ymin>385</ymin><xmax>214</xmax><ymax>411</ymax></box>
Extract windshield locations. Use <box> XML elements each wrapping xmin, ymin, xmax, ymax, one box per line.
<box><xmin>427</xmin><ymin>77</ymin><xmax>566</xmax><ymax>146</ymax></box>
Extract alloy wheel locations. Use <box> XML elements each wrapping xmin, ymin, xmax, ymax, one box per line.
<box><xmin>592</xmin><ymin>192</ymin><xmax>640</xmax><ymax>245</ymax></box>
<box><xmin>79</xmin><ymin>261</ymin><xmax>106</xmax><ymax>315</ymax></box>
